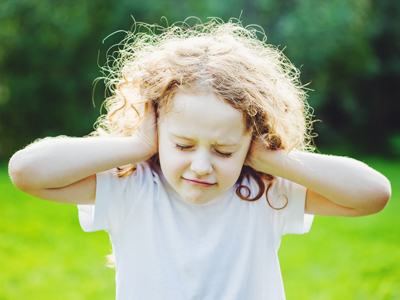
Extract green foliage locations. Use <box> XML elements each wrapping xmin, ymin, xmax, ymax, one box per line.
<box><xmin>270</xmin><ymin>0</ymin><xmax>400</xmax><ymax>155</ymax></box>
<box><xmin>1</xmin><ymin>158</ymin><xmax>399</xmax><ymax>299</ymax></box>
<box><xmin>0</xmin><ymin>0</ymin><xmax>399</xmax><ymax>159</ymax></box>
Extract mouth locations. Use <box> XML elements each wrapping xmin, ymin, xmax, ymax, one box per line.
<box><xmin>183</xmin><ymin>178</ymin><xmax>216</xmax><ymax>187</ymax></box>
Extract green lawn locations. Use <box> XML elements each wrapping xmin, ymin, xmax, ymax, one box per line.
<box><xmin>0</xmin><ymin>164</ymin><xmax>115</xmax><ymax>300</ymax></box>
<box><xmin>1</xmin><ymin>158</ymin><xmax>398</xmax><ymax>299</ymax></box>
<box><xmin>280</xmin><ymin>158</ymin><xmax>400</xmax><ymax>300</ymax></box>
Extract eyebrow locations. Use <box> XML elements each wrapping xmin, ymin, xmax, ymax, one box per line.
<box><xmin>170</xmin><ymin>133</ymin><xmax>240</xmax><ymax>147</ymax></box>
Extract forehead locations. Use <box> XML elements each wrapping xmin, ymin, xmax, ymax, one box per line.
<box><xmin>160</xmin><ymin>93</ymin><xmax>248</xmax><ymax>143</ymax></box>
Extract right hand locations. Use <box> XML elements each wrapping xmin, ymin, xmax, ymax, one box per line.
<box><xmin>137</xmin><ymin>101</ymin><xmax>158</xmax><ymax>156</ymax></box>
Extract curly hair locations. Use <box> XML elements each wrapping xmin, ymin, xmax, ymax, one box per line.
<box><xmin>93</xmin><ymin>18</ymin><xmax>314</xmax><ymax>209</ymax></box>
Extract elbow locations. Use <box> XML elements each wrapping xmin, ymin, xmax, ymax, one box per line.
<box><xmin>375</xmin><ymin>178</ymin><xmax>391</xmax><ymax>213</ymax></box>
<box><xmin>367</xmin><ymin>176</ymin><xmax>391</xmax><ymax>215</ymax></box>
<box><xmin>353</xmin><ymin>175</ymin><xmax>391</xmax><ymax>217</ymax></box>
<box><xmin>9</xmin><ymin>150</ymin><xmax>35</xmax><ymax>193</ymax></box>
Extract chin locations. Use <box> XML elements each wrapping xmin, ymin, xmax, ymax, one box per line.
<box><xmin>183</xmin><ymin>190</ymin><xmax>212</xmax><ymax>205</ymax></box>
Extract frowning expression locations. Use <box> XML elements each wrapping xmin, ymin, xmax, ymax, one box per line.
<box><xmin>158</xmin><ymin>92</ymin><xmax>252</xmax><ymax>204</ymax></box>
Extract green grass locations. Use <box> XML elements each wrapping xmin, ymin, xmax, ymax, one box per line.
<box><xmin>280</xmin><ymin>158</ymin><xmax>400</xmax><ymax>300</ymax></box>
<box><xmin>0</xmin><ymin>164</ymin><xmax>115</xmax><ymax>300</ymax></box>
<box><xmin>1</xmin><ymin>158</ymin><xmax>398</xmax><ymax>299</ymax></box>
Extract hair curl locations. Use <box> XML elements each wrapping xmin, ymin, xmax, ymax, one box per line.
<box><xmin>92</xmin><ymin>18</ymin><xmax>314</xmax><ymax>208</ymax></box>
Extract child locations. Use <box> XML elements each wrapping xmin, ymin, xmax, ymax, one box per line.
<box><xmin>9</xmin><ymin>19</ymin><xmax>391</xmax><ymax>300</ymax></box>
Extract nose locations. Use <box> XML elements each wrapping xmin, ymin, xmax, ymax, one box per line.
<box><xmin>190</xmin><ymin>150</ymin><xmax>213</xmax><ymax>176</ymax></box>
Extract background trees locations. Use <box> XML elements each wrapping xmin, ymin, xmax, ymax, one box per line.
<box><xmin>1</xmin><ymin>0</ymin><xmax>399</xmax><ymax>160</ymax></box>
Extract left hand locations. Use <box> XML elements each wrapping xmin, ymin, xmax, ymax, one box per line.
<box><xmin>245</xmin><ymin>136</ymin><xmax>278</xmax><ymax>172</ymax></box>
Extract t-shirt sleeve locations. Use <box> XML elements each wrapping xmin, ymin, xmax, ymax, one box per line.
<box><xmin>267</xmin><ymin>177</ymin><xmax>314</xmax><ymax>236</ymax></box>
<box><xmin>77</xmin><ymin>163</ymin><xmax>150</xmax><ymax>235</ymax></box>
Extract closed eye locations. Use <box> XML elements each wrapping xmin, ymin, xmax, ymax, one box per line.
<box><xmin>175</xmin><ymin>144</ymin><xmax>233</xmax><ymax>158</ymax></box>
<box><xmin>214</xmin><ymin>149</ymin><xmax>232</xmax><ymax>158</ymax></box>
<box><xmin>175</xmin><ymin>144</ymin><xmax>193</xmax><ymax>151</ymax></box>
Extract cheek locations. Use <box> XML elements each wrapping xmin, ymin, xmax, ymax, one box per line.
<box><xmin>159</xmin><ymin>146</ymin><xmax>187</xmax><ymax>180</ymax></box>
<box><xmin>217</xmin><ymin>145</ymin><xmax>250</xmax><ymax>183</ymax></box>
<box><xmin>215</xmin><ymin>158</ymin><xmax>244</xmax><ymax>185</ymax></box>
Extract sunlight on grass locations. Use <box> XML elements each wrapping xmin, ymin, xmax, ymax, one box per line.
<box><xmin>1</xmin><ymin>158</ymin><xmax>398</xmax><ymax>299</ymax></box>
<box><xmin>0</xmin><ymin>164</ymin><xmax>115</xmax><ymax>299</ymax></box>
<box><xmin>280</xmin><ymin>158</ymin><xmax>400</xmax><ymax>300</ymax></box>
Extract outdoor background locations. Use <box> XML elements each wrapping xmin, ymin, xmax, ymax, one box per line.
<box><xmin>1</xmin><ymin>0</ymin><xmax>399</xmax><ymax>299</ymax></box>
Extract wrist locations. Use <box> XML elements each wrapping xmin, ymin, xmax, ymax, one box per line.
<box><xmin>133</xmin><ymin>134</ymin><xmax>158</xmax><ymax>159</ymax></box>
<box><xmin>247</xmin><ymin>148</ymin><xmax>293</xmax><ymax>176</ymax></box>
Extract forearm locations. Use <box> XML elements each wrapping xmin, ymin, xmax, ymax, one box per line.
<box><xmin>248</xmin><ymin>150</ymin><xmax>391</xmax><ymax>213</ymax></box>
<box><xmin>9</xmin><ymin>135</ymin><xmax>155</xmax><ymax>190</ymax></box>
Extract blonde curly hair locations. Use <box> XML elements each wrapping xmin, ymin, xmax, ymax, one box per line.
<box><xmin>93</xmin><ymin>18</ymin><xmax>314</xmax><ymax>207</ymax></box>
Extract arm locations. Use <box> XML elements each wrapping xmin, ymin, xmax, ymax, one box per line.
<box><xmin>9</xmin><ymin>106</ymin><xmax>158</xmax><ymax>205</ymax></box>
<box><xmin>245</xmin><ymin>140</ymin><xmax>391</xmax><ymax>217</ymax></box>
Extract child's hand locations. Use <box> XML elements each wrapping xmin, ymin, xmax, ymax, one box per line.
<box><xmin>137</xmin><ymin>101</ymin><xmax>158</xmax><ymax>156</ymax></box>
<box><xmin>244</xmin><ymin>137</ymin><xmax>261</xmax><ymax>169</ymax></box>
<box><xmin>119</xmin><ymin>82</ymin><xmax>158</xmax><ymax>156</ymax></box>
<box><xmin>245</xmin><ymin>136</ymin><xmax>277</xmax><ymax>172</ymax></box>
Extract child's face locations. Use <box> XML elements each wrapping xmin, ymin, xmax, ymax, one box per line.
<box><xmin>158</xmin><ymin>92</ymin><xmax>252</xmax><ymax>204</ymax></box>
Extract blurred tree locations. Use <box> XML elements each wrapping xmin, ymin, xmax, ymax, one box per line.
<box><xmin>266</xmin><ymin>0</ymin><xmax>400</xmax><ymax>154</ymax></box>
<box><xmin>0</xmin><ymin>0</ymin><xmax>112</xmax><ymax>158</ymax></box>
<box><xmin>0</xmin><ymin>0</ymin><xmax>399</xmax><ymax>160</ymax></box>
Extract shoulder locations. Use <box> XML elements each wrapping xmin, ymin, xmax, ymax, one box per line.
<box><xmin>268</xmin><ymin>177</ymin><xmax>312</xmax><ymax>235</ymax></box>
<box><xmin>97</xmin><ymin>162</ymin><xmax>159</xmax><ymax>194</ymax></box>
<box><xmin>236</xmin><ymin>174</ymin><xmax>312</xmax><ymax>236</ymax></box>
<box><xmin>268</xmin><ymin>176</ymin><xmax>307</xmax><ymax>206</ymax></box>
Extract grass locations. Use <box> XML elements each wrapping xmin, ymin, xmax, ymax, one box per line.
<box><xmin>280</xmin><ymin>158</ymin><xmax>400</xmax><ymax>300</ymax></box>
<box><xmin>0</xmin><ymin>157</ymin><xmax>398</xmax><ymax>299</ymax></box>
<box><xmin>0</xmin><ymin>164</ymin><xmax>115</xmax><ymax>300</ymax></box>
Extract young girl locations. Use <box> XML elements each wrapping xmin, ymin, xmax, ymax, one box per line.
<box><xmin>9</xmin><ymin>20</ymin><xmax>391</xmax><ymax>300</ymax></box>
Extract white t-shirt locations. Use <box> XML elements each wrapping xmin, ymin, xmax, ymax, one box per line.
<box><xmin>78</xmin><ymin>163</ymin><xmax>313</xmax><ymax>300</ymax></box>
